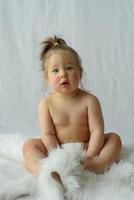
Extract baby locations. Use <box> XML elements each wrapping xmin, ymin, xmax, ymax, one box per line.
<box><xmin>23</xmin><ymin>36</ymin><xmax>122</xmax><ymax>176</ymax></box>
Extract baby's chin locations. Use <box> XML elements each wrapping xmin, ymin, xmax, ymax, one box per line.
<box><xmin>54</xmin><ymin>89</ymin><xmax>80</xmax><ymax>97</ymax></box>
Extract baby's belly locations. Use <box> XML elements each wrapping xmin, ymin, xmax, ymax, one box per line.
<box><xmin>56</xmin><ymin>126</ymin><xmax>90</xmax><ymax>144</ymax></box>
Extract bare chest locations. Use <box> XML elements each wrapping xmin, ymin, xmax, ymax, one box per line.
<box><xmin>49</xmin><ymin>104</ymin><xmax>88</xmax><ymax>127</ymax></box>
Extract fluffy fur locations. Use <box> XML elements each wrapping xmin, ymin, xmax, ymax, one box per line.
<box><xmin>0</xmin><ymin>134</ymin><xmax>134</xmax><ymax>200</ymax></box>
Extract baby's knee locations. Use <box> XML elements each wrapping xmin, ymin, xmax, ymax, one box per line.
<box><xmin>110</xmin><ymin>133</ymin><xmax>122</xmax><ymax>151</ymax></box>
<box><xmin>23</xmin><ymin>138</ymin><xmax>35</xmax><ymax>155</ymax></box>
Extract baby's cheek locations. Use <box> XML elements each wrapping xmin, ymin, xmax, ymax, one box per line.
<box><xmin>72</xmin><ymin>72</ymin><xmax>80</xmax><ymax>82</ymax></box>
<box><xmin>49</xmin><ymin>77</ymin><xmax>59</xmax><ymax>88</ymax></box>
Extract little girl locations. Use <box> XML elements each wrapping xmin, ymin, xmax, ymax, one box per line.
<box><xmin>23</xmin><ymin>36</ymin><xmax>122</xmax><ymax>176</ymax></box>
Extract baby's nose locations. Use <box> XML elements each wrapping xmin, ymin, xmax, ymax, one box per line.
<box><xmin>60</xmin><ymin>70</ymin><xmax>67</xmax><ymax>78</ymax></box>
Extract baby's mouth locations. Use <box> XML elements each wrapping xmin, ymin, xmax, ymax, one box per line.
<box><xmin>61</xmin><ymin>81</ymin><xmax>69</xmax><ymax>85</ymax></box>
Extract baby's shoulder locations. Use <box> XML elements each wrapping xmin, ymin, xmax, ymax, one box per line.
<box><xmin>82</xmin><ymin>91</ymin><xmax>98</xmax><ymax>101</ymax></box>
<box><xmin>38</xmin><ymin>95</ymin><xmax>53</xmax><ymax>108</ymax></box>
<box><xmin>82</xmin><ymin>91</ymin><xmax>100</xmax><ymax>107</ymax></box>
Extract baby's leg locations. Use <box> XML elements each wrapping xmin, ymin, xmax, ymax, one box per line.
<box><xmin>23</xmin><ymin>138</ymin><xmax>47</xmax><ymax>176</ymax></box>
<box><xmin>84</xmin><ymin>133</ymin><xmax>122</xmax><ymax>173</ymax></box>
<box><xmin>23</xmin><ymin>139</ymin><xmax>63</xmax><ymax>186</ymax></box>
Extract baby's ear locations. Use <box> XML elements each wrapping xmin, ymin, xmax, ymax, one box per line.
<box><xmin>51</xmin><ymin>171</ymin><xmax>63</xmax><ymax>187</ymax></box>
<box><xmin>44</xmin><ymin>70</ymin><xmax>48</xmax><ymax>80</ymax></box>
<box><xmin>79</xmin><ymin>70</ymin><xmax>82</xmax><ymax>79</ymax></box>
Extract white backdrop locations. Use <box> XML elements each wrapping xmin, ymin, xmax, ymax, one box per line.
<box><xmin>0</xmin><ymin>0</ymin><xmax>134</xmax><ymax>144</ymax></box>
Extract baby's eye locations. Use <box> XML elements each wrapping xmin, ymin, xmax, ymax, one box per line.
<box><xmin>52</xmin><ymin>68</ymin><xmax>59</xmax><ymax>73</ymax></box>
<box><xmin>66</xmin><ymin>65</ymin><xmax>73</xmax><ymax>70</ymax></box>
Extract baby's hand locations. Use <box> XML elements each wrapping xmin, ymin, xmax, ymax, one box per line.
<box><xmin>80</xmin><ymin>157</ymin><xmax>92</xmax><ymax>169</ymax></box>
<box><xmin>84</xmin><ymin>142</ymin><xmax>89</xmax><ymax>150</ymax></box>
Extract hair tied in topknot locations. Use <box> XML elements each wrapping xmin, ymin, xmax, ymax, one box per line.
<box><xmin>54</xmin><ymin>42</ymin><xmax>59</xmax><ymax>46</ymax></box>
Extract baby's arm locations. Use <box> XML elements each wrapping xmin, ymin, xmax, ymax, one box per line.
<box><xmin>38</xmin><ymin>99</ymin><xmax>59</xmax><ymax>152</ymax></box>
<box><xmin>86</xmin><ymin>95</ymin><xmax>104</xmax><ymax>158</ymax></box>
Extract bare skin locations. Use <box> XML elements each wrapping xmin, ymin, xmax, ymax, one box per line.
<box><xmin>23</xmin><ymin>51</ymin><xmax>122</xmax><ymax>177</ymax></box>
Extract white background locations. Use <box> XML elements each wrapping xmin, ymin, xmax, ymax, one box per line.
<box><xmin>0</xmin><ymin>0</ymin><xmax>134</xmax><ymax>144</ymax></box>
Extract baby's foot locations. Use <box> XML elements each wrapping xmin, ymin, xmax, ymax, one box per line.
<box><xmin>51</xmin><ymin>171</ymin><xmax>63</xmax><ymax>186</ymax></box>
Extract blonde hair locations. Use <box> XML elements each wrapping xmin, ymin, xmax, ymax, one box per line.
<box><xmin>40</xmin><ymin>36</ymin><xmax>83</xmax><ymax>78</ymax></box>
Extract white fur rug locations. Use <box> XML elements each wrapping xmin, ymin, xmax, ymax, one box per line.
<box><xmin>0</xmin><ymin>134</ymin><xmax>134</xmax><ymax>200</ymax></box>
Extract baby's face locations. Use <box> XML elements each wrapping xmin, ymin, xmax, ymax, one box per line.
<box><xmin>46</xmin><ymin>50</ymin><xmax>81</xmax><ymax>94</ymax></box>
